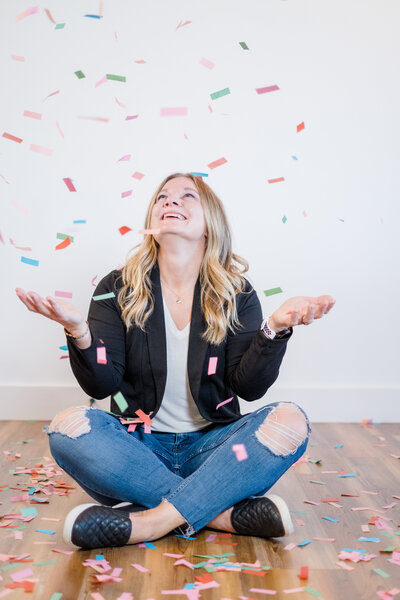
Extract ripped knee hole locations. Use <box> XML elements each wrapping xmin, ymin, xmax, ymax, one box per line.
<box><xmin>48</xmin><ymin>405</ymin><xmax>91</xmax><ymax>438</ymax></box>
<box><xmin>255</xmin><ymin>403</ymin><xmax>309</xmax><ymax>456</ymax></box>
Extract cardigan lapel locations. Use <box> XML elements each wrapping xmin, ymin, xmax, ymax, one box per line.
<box><xmin>146</xmin><ymin>263</ymin><xmax>209</xmax><ymax>409</ymax></box>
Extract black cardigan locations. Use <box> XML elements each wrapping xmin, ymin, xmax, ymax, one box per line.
<box><xmin>67</xmin><ymin>264</ymin><xmax>293</xmax><ymax>424</ymax></box>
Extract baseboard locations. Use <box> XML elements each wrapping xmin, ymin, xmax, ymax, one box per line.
<box><xmin>0</xmin><ymin>385</ymin><xmax>399</xmax><ymax>422</ymax></box>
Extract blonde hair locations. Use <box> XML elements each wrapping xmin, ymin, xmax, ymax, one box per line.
<box><xmin>116</xmin><ymin>173</ymin><xmax>249</xmax><ymax>345</ymax></box>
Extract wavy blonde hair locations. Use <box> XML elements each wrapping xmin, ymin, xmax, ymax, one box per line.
<box><xmin>116</xmin><ymin>173</ymin><xmax>250</xmax><ymax>345</ymax></box>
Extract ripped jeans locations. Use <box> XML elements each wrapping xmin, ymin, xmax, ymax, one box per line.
<box><xmin>47</xmin><ymin>401</ymin><xmax>311</xmax><ymax>536</ymax></box>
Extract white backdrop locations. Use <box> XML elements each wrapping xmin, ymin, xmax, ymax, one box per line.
<box><xmin>1</xmin><ymin>0</ymin><xmax>399</xmax><ymax>421</ymax></box>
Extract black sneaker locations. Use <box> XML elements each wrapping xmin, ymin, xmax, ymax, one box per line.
<box><xmin>230</xmin><ymin>494</ymin><xmax>294</xmax><ymax>538</ymax></box>
<box><xmin>63</xmin><ymin>503</ymin><xmax>132</xmax><ymax>549</ymax></box>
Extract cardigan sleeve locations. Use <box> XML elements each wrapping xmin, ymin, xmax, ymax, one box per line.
<box><xmin>66</xmin><ymin>270</ymin><xmax>127</xmax><ymax>399</ymax></box>
<box><xmin>225</xmin><ymin>282</ymin><xmax>292</xmax><ymax>401</ymax></box>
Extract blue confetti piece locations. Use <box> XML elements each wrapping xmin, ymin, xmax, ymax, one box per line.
<box><xmin>191</xmin><ymin>172</ymin><xmax>208</xmax><ymax>177</ymax></box>
<box><xmin>342</xmin><ymin>548</ymin><xmax>366</xmax><ymax>553</ymax></box>
<box><xmin>96</xmin><ymin>554</ymin><xmax>104</xmax><ymax>560</ymax></box>
<box><xmin>184</xmin><ymin>584</ymin><xmax>195</xmax><ymax>589</ymax></box>
<box><xmin>322</xmin><ymin>516</ymin><xmax>339</xmax><ymax>523</ymax></box>
<box><xmin>59</xmin><ymin>345</ymin><xmax>68</xmax><ymax>351</ymax></box>
<box><xmin>84</xmin><ymin>14</ymin><xmax>102</xmax><ymax>18</ymax></box>
<box><xmin>358</xmin><ymin>537</ymin><xmax>380</xmax><ymax>542</ymax></box>
<box><xmin>143</xmin><ymin>541</ymin><xmax>157</xmax><ymax>549</ymax></box>
<box><xmin>334</xmin><ymin>444</ymin><xmax>343</xmax><ymax>448</ymax></box>
<box><xmin>175</xmin><ymin>534</ymin><xmax>196</xmax><ymax>540</ymax></box>
<box><xmin>28</xmin><ymin>487</ymin><xmax>37</xmax><ymax>495</ymax></box>
<box><xmin>291</xmin><ymin>155</ymin><xmax>298</xmax><ymax>160</ymax></box>
<box><xmin>338</xmin><ymin>473</ymin><xmax>356</xmax><ymax>478</ymax></box>
<box><xmin>73</xmin><ymin>220</ymin><xmax>87</xmax><ymax>224</ymax></box>
<box><xmin>297</xmin><ymin>540</ymin><xmax>312</xmax><ymax>547</ymax></box>
<box><xmin>21</xmin><ymin>256</ymin><xmax>39</xmax><ymax>267</ymax></box>
<box><xmin>35</xmin><ymin>529</ymin><xmax>56</xmax><ymax>535</ymax></box>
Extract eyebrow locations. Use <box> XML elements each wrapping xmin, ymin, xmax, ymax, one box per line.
<box><xmin>158</xmin><ymin>187</ymin><xmax>199</xmax><ymax>195</ymax></box>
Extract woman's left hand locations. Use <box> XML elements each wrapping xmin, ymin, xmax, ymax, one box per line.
<box><xmin>269</xmin><ymin>295</ymin><xmax>336</xmax><ymax>332</ymax></box>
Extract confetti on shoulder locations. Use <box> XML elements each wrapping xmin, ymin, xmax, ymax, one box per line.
<box><xmin>93</xmin><ymin>292</ymin><xmax>115</xmax><ymax>301</ymax></box>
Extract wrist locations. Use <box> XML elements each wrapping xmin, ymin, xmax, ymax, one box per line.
<box><xmin>65</xmin><ymin>321</ymin><xmax>89</xmax><ymax>339</ymax></box>
<box><xmin>268</xmin><ymin>315</ymin><xmax>282</xmax><ymax>333</ymax></box>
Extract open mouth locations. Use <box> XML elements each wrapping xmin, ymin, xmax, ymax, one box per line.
<box><xmin>162</xmin><ymin>213</ymin><xmax>187</xmax><ymax>221</ymax></box>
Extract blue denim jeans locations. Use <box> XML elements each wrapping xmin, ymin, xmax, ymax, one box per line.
<box><xmin>47</xmin><ymin>401</ymin><xmax>311</xmax><ymax>536</ymax></box>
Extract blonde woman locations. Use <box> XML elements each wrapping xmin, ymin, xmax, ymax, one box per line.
<box><xmin>16</xmin><ymin>173</ymin><xmax>335</xmax><ymax>549</ymax></box>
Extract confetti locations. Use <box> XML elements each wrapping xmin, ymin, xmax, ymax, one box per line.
<box><xmin>208</xmin><ymin>357</ymin><xmax>218</xmax><ymax>375</ymax></box>
<box><xmin>56</xmin><ymin>121</ymin><xmax>64</xmax><ymax>138</ymax></box>
<box><xmin>264</xmin><ymin>287</ymin><xmax>283</xmax><ymax>296</ymax></box>
<box><xmin>119</xmin><ymin>226</ymin><xmax>132</xmax><ymax>235</ymax></box>
<box><xmin>113</xmin><ymin>391</ymin><xmax>128</xmax><ymax>413</ymax></box>
<box><xmin>11</xmin><ymin>55</ymin><xmax>25</xmax><ymax>62</ymax></box>
<box><xmin>200</xmin><ymin>58</ymin><xmax>215</xmax><ymax>69</ymax></box>
<box><xmin>2</xmin><ymin>132</ymin><xmax>23</xmax><ymax>143</ymax></box>
<box><xmin>54</xmin><ymin>291</ymin><xmax>73</xmax><ymax>299</ymax></box>
<box><xmin>21</xmin><ymin>256</ymin><xmax>39</xmax><ymax>266</ymax></box>
<box><xmin>55</xmin><ymin>23</ymin><xmax>66</xmax><ymax>29</ymax></box>
<box><xmin>208</xmin><ymin>157</ymin><xmax>227</xmax><ymax>169</ymax></box>
<box><xmin>176</xmin><ymin>20</ymin><xmax>192</xmax><ymax>30</ymax></box>
<box><xmin>216</xmin><ymin>397</ymin><xmax>233</xmax><ymax>410</ymax></box>
<box><xmin>239</xmin><ymin>42</ymin><xmax>249</xmax><ymax>50</ymax></box>
<box><xmin>96</xmin><ymin>347</ymin><xmax>107</xmax><ymax>365</ymax></box>
<box><xmin>256</xmin><ymin>85</ymin><xmax>280</xmax><ymax>94</ymax></box>
<box><xmin>210</xmin><ymin>88</ymin><xmax>230</xmax><ymax>100</ymax></box>
<box><xmin>78</xmin><ymin>116</ymin><xmax>109</xmax><ymax>122</ymax></box>
<box><xmin>232</xmin><ymin>444</ymin><xmax>248</xmax><ymax>461</ymax></box>
<box><xmin>121</xmin><ymin>190</ymin><xmax>132</xmax><ymax>198</ymax></box>
<box><xmin>131</xmin><ymin>563</ymin><xmax>149</xmax><ymax>572</ymax></box>
<box><xmin>55</xmin><ymin>237</ymin><xmax>71</xmax><ymax>250</ymax></box>
<box><xmin>106</xmin><ymin>74</ymin><xmax>126</xmax><ymax>82</ymax></box>
<box><xmin>23</xmin><ymin>110</ymin><xmax>41</xmax><ymax>120</ymax></box>
<box><xmin>44</xmin><ymin>8</ymin><xmax>56</xmax><ymax>23</ymax></box>
<box><xmin>92</xmin><ymin>292</ymin><xmax>115</xmax><ymax>301</ymax></box>
<box><xmin>132</xmin><ymin>172</ymin><xmax>144</xmax><ymax>179</ymax></box>
<box><xmin>298</xmin><ymin>566</ymin><xmax>308</xmax><ymax>580</ymax></box>
<box><xmin>75</xmin><ymin>70</ymin><xmax>85</xmax><ymax>79</ymax></box>
<box><xmin>268</xmin><ymin>177</ymin><xmax>285</xmax><ymax>184</ymax></box>
<box><xmin>160</xmin><ymin>107</ymin><xmax>188</xmax><ymax>116</ymax></box>
<box><xmin>30</xmin><ymin>144</ymin><xmax>53</xmax><ymax>156</ymax></box>
<box><xmin>63</xmin><ymin>178</ymin><xmax>76</xmax><ymax>192</ymax></box>
<box><xmin>297</xmin><ymin>122</ymin><xmax>305</xmax><ymax>132</ymax></box>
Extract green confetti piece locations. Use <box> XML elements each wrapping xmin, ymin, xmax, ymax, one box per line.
<box><xmin>205</xmin><ymin>565</ymin><xmax>217</xmax><ymax>572</ymax></box>
<box><xmin>304</xmin><ymin>587</ymin><xmax>323</xmax><ymax>598</ymax></box>
<box><xmin>92</xmin><ymin>291</ymin><xmax>115</xmax><ymax>301</ymax></box>
<box><xmin>310</xmin><ymin>480</ymin><xmax>326</xmax><ymax>485</ymax></box>
<box><xmin>57</xmin><ymin>232</ymin><xmax>74</xmax><ymax>242</ymax></box>
<box><xmin>21</xmin><ymin>507</ymin><xmax>38</xmax><ymax>516</ymax></box>
<box><xmin>239</xmin><ymin>41</ymin><xmax>249</xmax><ymax>50</ymax></box>
<box><xmin>372</xmin><ymin>568</ymin><xmax>390</xmax><ymax>578</ymax></box>
<box><xmin>282</xmin><ymin>215</ymin><xmax>287</xmax><ymax>224</ymax></box>
<box><xmin>309</xmin><ymin>459</ymin><xmax>322</xmax><ymax>464</ymax></box>
<box><xmin>55</xmin><ymin>23</ymin><xmax>66</xmax><ymax>29</ymax></box>
<box><xmin>380</xmin><ymin>532</ymin><xmax>394</xmax><ymax>538</ymax></box>
<box><xmin>13</xmin><ymin>525</ymin><xmax>27</xmax><ymax>531</ymax></box>
<box><xmin>381</xmin><ymin>546</ymin><xmax>396</xmax><ymax>552</ymax></box>
<box><xmin>263</xmin><ymin>287</ymin><xmax>283</xmax><ymax>296</ymax></box>
<box><xmin>210</xmin><ymin>88</ymin><xmax>231</xmax><ymax>100</ymax></box>
<box><xmin>33</xmin><ymin>560</ymin><xmax>57</xmax><ymax>566</ymax></box>
<box><xmin>193</xmin><ymin>561</ymin><xmax>209</xmax><ymax>569</ymax></box>
<box><xmin>9</xmin><ymin>469</ymin><xmax>15</xmax><ymax>475</ymax></box>
<box><xmin>290</xmin><ymin>510</ymin><xmax>308</xmax><ymax>514</ymax></box>
<box><xmin>74</xmin><ymin>70</ymin><xmax>85</xmax><ymax>79</ymax></box>
<box><xmin>106</xmin><ymin>74</ymin><xmax>126</xmax><ymax>82</ymax></box>
<box><xmin>113</xmin><ymin>391</ymin><xmax>128</xmax><ymax>413</ymax></box>
<box><xmin>1</xmin><ymin>563</ymin><xmax>23</xmax><ymax>571</ymax></box>
<box><xmin>50</xmin><ymin>594</ymin><xmax>63</xmax><ymax>600</ymax></box>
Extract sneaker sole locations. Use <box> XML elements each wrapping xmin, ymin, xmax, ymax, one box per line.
<box><xmin>63</xmin><ymin>503</ymin><xmax>99</xmax><ymax>547</ymax></box>
<box><xmin>266</xmin><ymin>494</ymin><xmax>294</xmax><ymax>536</ymax></box>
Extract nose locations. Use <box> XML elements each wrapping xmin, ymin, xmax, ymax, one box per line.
<box><xmin>162</xmin><ymin>195</ymin><xmax>182</xmax><ymax>207</ymax></box>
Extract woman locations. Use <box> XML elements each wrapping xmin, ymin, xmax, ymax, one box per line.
<box><xmin>15</xmin><ymin>173</ymin><xmax>335</xmax><ymax>550</ymax></box>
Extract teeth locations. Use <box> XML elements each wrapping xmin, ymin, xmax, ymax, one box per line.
<box><xmin>163</xmin><ymin>213</ymin><xmax>185</xmax><ymax>220</ymax></box>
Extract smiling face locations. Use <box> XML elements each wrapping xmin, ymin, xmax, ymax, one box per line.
<box><xmin>150</xmin><ymin>176</ymin><xmax>207</xmax><ymax>242</ymax></box>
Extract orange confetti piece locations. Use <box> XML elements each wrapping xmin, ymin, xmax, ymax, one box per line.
<box><xmin>2</xmin><ymin>132</ymin><xmax>23</xmax><ymax>143</ymax></box>
<box><xmin>297</xmin><ymin>121</ymin><xmax>305</xmax><ymax>132</ymax></box>
<box><xmin>268</xmin><ymin>177</ymin><xmax>285</xmax><ymax>184</ymax></box>
<box><xmin>118</xmin><ymin>226</ymin><xmax>132</xmax><ymax>235</ymax></box>
<box><xmin>55</xmin><ymin>237</ymin><xmax>71</xmax><ymax>250</ymax></box>
<box><xmin>298</xmin><ymin>566</ymin><xmax>308</xmax><ymax>580</ymax></box>
<box><xmin>208</xmin><ymin>157</ymin><xmax>227</xmax><ymax>169</ymax></box>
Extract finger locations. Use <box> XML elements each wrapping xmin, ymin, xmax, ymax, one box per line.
<box><xmin>26</xmin><ymin>292</ymin><xmax>54</xmax><ymax>318</ymax></box>
<box><xmin>287</xmin><ymin>310</ymin><xmax>301</xmax><ymax>327</ymax></box>
<box><xmin>314</xmin><ymin>301</ymin><xmax>329</xmax><ymax>319</ymax></box>
<box><xmin>302</xmin><ymin>304</ymin><xmax>315</xmax><ymax>325</ymax></box>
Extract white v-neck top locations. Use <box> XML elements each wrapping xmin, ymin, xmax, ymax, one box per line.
<box><xmin>150</xmin><ymin>297</ymin><xmax>210</xmax><ymax>433</ymax></box>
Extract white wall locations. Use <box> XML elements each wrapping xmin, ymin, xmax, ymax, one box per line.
<box><xmin>1</xmin><ymin>0</ymin><xmax>399</xmax><ymax>421</ymax></box>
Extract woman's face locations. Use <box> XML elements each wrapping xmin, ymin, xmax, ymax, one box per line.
<box><xmin>150</xmin><ymin>176</ymin><xmax>207</xmax><ymax>242</ymax></box>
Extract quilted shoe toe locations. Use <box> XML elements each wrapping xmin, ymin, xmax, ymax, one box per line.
<box><xmin>63</xmin><ymin>503</ymin><xmax>132</xmax><ymax>549</ymax></box>
<box><xmin>231</xmin><ymin>494</ymin><xmax>293</xmax><ymax>538</ymax></box>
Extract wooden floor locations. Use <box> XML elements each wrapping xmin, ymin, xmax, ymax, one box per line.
<box><xmin>0</xmin><ymin>419</ymin><xmax>399</xmax><ymax>600</ymax></box>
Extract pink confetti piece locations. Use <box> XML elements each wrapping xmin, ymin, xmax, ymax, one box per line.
<box><xmin>91</xmin><ymin>594</ymin><xmax>106</xmax><ymax>600</ymax></box>
<box><xmin>132</xmin><ymin>171</ymin><xmax>144</xmax><ymax>179</ymax></box>
<box><xmin>160</xmin><ymin>107</ymin><xmax>188</xmax><ymax>117</ymax></box>
<box><xmin>44</xmin><ymin>89</ymin><xmax>60</xmax><ymax>100</ymax></box>
<box><xmin>207</xmin><ymin>356</ymin><xmax>218</xmax><ymax>375</ymax></box>
<box><xmin>118</xmin><ymin>154</ymin><xmax>131</xmax><ymax>162</ymax></box>
<box><xmin>44</xmin><ymin>8</ymin><xmax>56</xmax><ymax>23</ymax></box>
<box><xmin>96</xmin><ymin>346</ymin><xmax>107</xmax><ymax>365</ymax></box>
<box><xmin>336</xmin><ymin>561</ymin><xmax>354</xmax><ymax>571</ymax></box>
<box><xmin>176</xmin><ymin>20</ymin><xmax>192</xmax><ymax>30</ymax></box>
<box><xmin>54</xmin><ymin>290</ymin><xmax>73</xmax><ymax>299</ymax></box>
<box><xmin>134</xmin><ymin>59</ymin><xmax>146</xmax><ymax>64</ymax></box>
<box><xmin>56</xmin><ymin>120</ymin><xmax>64</xmax><ymax>139</ymax></box>
<box><xmin>256</xmin><ymin>85</ymin><xmax>280</xmax><ymax>94</ymax></box>
<box><xmin>312</xmin><ymin>537</ymin><xmax>335</xmax><ymax>542</ymax></box>
<box><xmin>52</xmin><ymin>548</ymin><xmax>74</xmax><ymax>555</ymax></box>
<box><xmin>283</xmin><ymin>543</ymin><xmax>297</xmax><ymax>551</ymax></box>
<box><xmin>63</xmin><ymin>177</ymin><xmax>76</xmax><ymax>191</ymax></box>
<box><xmin>282</xmin><ymin>588</ymin><xmax>306</xmax><ymax>594</ymax></box>
<box><xmin>9</xmin><ymin>239</ymin><xmax>32</xmax><ymax>251</ymax></box>
<box><xmin>78</xmin><ymin>116</ymin><xmax>109</xmax><ymax>122</ymax></box>
<box><xmin>12</xmin><ymin>199</ymin><xmax>30</xmax><ymax>215</ymax></box>
<box><xmin>232</xmin><ymin>443</ymin><xmax>248</xmax><ymax>461</ymax></box>
<box><xmin>144</xmin><ymin>423</ymin><xmax>152</xmax><ymax>434</ymax></box>
<box><xmin>208</xmin><ymin>157</ymin><xmax>227</xmax><ymax>169</ymax></box>
<box><xmin>268</xmin><ymin>177</ymin><xmax>285</xmax><ymax>184</ymax></box>
<box><xmin>383</xmin><ymin>503</ymin><xmax>397</xmax><ymax>509</ymax></box>
<box><xmin>127</xmin><ymin>423</ymin><xmax>136</xmax><ymax>432</ymax></box>
<box><xmin>34</xmin><ymin>541</ymin><xmax>56</xmax><ymax>545</ymax></box>
<box><xmin>117</xmin><ymin>595</ymin><xmax>133</xmax><ymax>600</ymax></box>
<box><xmin>0</xmin><ymin>591</ymin><xmax>13</xmax><ymax>598</ymax></box>
<box><xmin>2</xmin><ymin>131</ymin><xmax>23</xmax><ymax>143</ymax></box>
<box><xmin>206</xmin><ymin>534</ymin><xmax>217</xmax><ymax>542</ymax></box>
<box><xmin>163</xmin><ymin>553</ymin><xmax>184</xmax><ymax>558</ymax></box>
<box><xmin>91</xmin><ymin>275</ymin><xmax>98</xmax><ymax>286</ymax></box>
<box><xmin>200</xmin><ymin>57</ymin><xmax>215</xmax><ymax>69</ymax></box>
<box><xmin>138</xmin><ymin>228</ymin><xmax>160</xmax><ymax>235</ymax></box>
<box><xmin>216</xmin><ymin>397</ymin><xmax>233</xmax><ymax>410</ymax></box>
<box><xmin>131</xmin><ymin>563</ymin><xmax>149</xmax><ymax>572</ymax></box>
<box><xmin>95</xmin><ymin>75</ymin><xmax>107</xmax><ymax>88</ymax></box>
<box><xmin>249</xmin><ymin>589</ymin><xmax>277</xmax><ymax>595</ymax></box>
<box><xmin>174</xmin><ymin>558</ymin><xmax>194</xmax><ymax>569</ymax></box>
<box><xmin>11</xmin><ymin>55</ymin><xmax>25</xmax><ymax>62</ymax></box>
<box><xmin>30</xmin><ymin>144</ymin><xmax>53</xmax><ymax>156</ymax></box>
<box><xmin>304</xmin><ymin>500</ymin><xmax>319</xmax><ymax>506</ymax></box>
<box><xmin>121</xmin><ymin>190</ymin><xmax>132</xmax><ymax>198</ymax></box>
<box><xmin>295</xmin><ymin>519</ymin><xmax>305</xmax><ymax>526</ymax></box>
<box><xmin>126</xmin><ymin>114</ymin><xmax>139</xmax><ymax>120</ymax></box>
<box><xmin>115</xmin><ymin>97</ymin><xmax>127</xmax><ymax>108</ymax></box>
<box><xmin>362</xmin><ymin>490</ymin><xmax>379</xmax><ymax>495</ymax></box>
<box><xmin>99</xmin><ymin>0</ymin><xmax>104</xmax><ymax>16</ymax></box>
<box><xmin>23</xmin><ymin>109</ymin><xmax>41</xmax><ymax>122</ymax></box>
<box><xmin>11</xmin><ymin>568</ymin><xmax>33</xmax><ymax>581</ymax></box>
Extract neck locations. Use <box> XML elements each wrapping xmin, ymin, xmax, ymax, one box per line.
<box><xmin>157</xmin><ymin>239</ymin><xmax>205</xmax><ymax>291</ymax></box>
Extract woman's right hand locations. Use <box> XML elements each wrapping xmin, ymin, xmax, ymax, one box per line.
<box><xmin>15</xmin><ymin>288</ymin><xmax>86</xmax><ymax>335</ymax></box>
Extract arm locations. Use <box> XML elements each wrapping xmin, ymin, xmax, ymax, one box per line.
<box><xmin>225</xmin><ymin>284</ymin><xmax>292</xmax><ymax>401</ymax></box>
<box><xmin>66</xmin><ymin>271</ymin><xmax>127</xmax><ymax>399</ymax></box>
